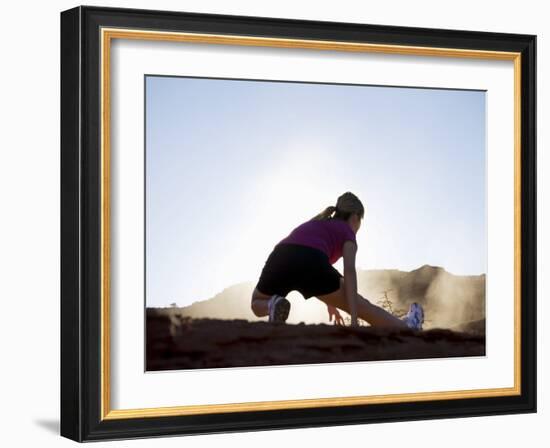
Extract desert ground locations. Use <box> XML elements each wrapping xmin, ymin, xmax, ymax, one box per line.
<box><xmin>146</xmin><ymin>312</ymin><xmax>485</xmax><ymax>370</ymax></box>
<box><xmin>146</xmin><ymin>265</ymin><xmax>485</xmax><ymax>371</ymax></box>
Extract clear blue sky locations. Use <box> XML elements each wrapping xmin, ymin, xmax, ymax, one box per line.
<box><xmin>146</xmin><ymin>76</ymin><xmax>486</xmax><ymax>308</ymax></box>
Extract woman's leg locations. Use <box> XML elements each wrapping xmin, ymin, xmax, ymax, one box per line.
<box><xmin>317</xmin><ymin>278</ymin><xmax>409</xmax><ymax>329</ymax></box>
<box><xmin>250</xmin><ymin>287</ymin><xmax>272</xmax><ymax>317</ymax></box>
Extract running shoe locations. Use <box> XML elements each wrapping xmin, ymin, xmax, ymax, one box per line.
<box><xmin>402</xmin><ymin>302</ymin><xmax>425</xmax><ymax>330</ymax></box>
<box><xmin>268</xmin><ymin>294</ymin><xmax>291</xmax><ymax>323</ymax></box>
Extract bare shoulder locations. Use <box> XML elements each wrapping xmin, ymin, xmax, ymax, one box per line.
<box><xmin>342</xmin><ymin>240</ymin><xmax>357</xmax><ymax>259</ymax></box>
<box><xmin>343</xmin><ymin>239</ymin><xmax>357</xmax><ymax>251</ymax></box>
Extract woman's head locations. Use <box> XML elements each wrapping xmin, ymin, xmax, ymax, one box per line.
<box><xmin>312</xmin><ymin>192</ymin><xmax>365</xmax><ymax>232</ymax></box>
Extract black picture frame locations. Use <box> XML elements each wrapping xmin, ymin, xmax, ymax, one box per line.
<box><xmin>61</xmin><ymin>5</ymin><xmax>537</xmax><ymax>442</ymax></box>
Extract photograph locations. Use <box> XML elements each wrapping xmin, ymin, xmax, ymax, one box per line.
<box><xmin>145</xmin><ymin>75</ymin><xmax>487</xmax><ymax>371</ymax></box>
<box><xmin>59</xmin><ymin>4</ymin><xmax>537</xmax><ymax>442</ymax></box>
<box><xmin>1</xmin><ymin>0</ymin><xmax>543</xmax><ymax>442</ymax></box>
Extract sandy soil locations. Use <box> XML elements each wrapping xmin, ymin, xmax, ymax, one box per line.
<box><xmin>146</xmin><ymin>309</ymin><xmax>485</xmax><ymax>371</ymax></box>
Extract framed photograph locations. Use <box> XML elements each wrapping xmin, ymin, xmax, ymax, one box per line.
<box><xmin>60</xmin><ymin>5</ymin><xmax>537</xmax><ymax>442</ymax></box>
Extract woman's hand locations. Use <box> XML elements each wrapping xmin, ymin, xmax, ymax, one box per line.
<box><xmin>327</xmin><ymin>305</ymin><xmax>345</xmax><ymax>325</ymax></box>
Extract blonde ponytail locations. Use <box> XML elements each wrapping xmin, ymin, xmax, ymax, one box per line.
<box><xmin>311</xmin><ymin>205</ymin><xmax>337</xmax><ymax>221</ymax></box>
<box><xmin>311</xmin><ymin>192</ymin><xmax>365</xmax><ymax>221</ymax></box>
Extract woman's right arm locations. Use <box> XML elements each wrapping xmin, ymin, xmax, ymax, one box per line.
<box><xmin>342</xmin><ymin>240</ymin><xmax>358</xmax><ymax>326</ymax></box>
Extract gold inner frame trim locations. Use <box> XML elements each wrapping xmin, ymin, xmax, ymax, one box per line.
<box><xmin>100</xmin><ymin>27</ymin><xmax>522</xmax><ymax>421</ymax></box>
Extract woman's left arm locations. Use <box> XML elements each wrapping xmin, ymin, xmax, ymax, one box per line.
<box><xmin>342</xmin><ymin>240</ymin><xmax>358</xmax><ymax>326</ymax></box>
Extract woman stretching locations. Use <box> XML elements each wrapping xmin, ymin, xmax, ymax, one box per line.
<box><xmin>251</xmin><ymin>192</ymin><xmax>424</xmax><ymax>330</ymax></box>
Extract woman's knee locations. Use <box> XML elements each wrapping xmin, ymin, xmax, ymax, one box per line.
<box><xmin>252</xmin><ymin>287</ymin><xmax>270</xmax><ymax>301</ymax></box>
<box><xmin>250</xmin><ymin>296</ymin><xmax>263</xmax><ymax>316</ymax></box>
<box><xmin>250</xmin><ymin>289</ymin><xmax>261</xmax><ymax>307</ymax></box>
<box><xmin>250</xmin><ymin>289</ymin><xmax>272</xmax><ymax>317</ymax></box>
<box><xmin>250</xmin><ymin>300</ymin><xmax>263</xmax><ymax>317</ymax></box>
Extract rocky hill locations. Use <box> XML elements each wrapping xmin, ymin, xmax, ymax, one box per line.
<box><xmin>153</xmin><ymin>265</ymin><xmax>485</xmax><ymax>330</ymax></box>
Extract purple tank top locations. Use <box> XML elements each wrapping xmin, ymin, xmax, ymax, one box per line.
<box><xmin>277</xmin><ymin>218</ymin><xmax>357</xmax><ymax>265</ymax></box>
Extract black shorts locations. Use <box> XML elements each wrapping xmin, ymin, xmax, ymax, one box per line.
<box><xmin>255</xmin><ymin>243</ymin><xmax>343</xmax><ymax>299</ymax></box>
